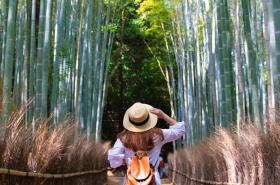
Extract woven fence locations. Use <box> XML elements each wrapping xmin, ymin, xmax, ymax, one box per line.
<box><xmin>0</xmin><ymin>167</ymin><xmax>108</xmax><ymax>185</ymax></box>
<box><xmin>168</xmin><ymin>123</ymin><xmax>280</xmax><ymax>185</ymax></box>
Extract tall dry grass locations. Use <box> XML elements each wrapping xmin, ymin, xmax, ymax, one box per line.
<box><xmin>168</xmin><ymin>123</ymin><xmax>280</xmax><ymax>185</ymax></box>
<box><xmin>0</xmin><ymin>106</ymin><xmax>109</xmax><ymax>185</ymax></box>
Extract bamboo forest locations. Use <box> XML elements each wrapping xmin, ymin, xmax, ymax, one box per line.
<box><xmin>0</xmin><ymin>0</ymin><xmax>279</xmax><ymax>184</ymax></box>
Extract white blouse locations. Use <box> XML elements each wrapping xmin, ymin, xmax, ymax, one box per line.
<box><xmin>108</xmin><ymin>121</ymin><xmax>186</xmax><ymax>185</ymax></box>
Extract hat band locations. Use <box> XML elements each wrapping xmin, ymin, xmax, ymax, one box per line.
<box><xmin>129</xmin><ymin>115</ymin><xmax>150</xmax><ymax>126</ymax></box>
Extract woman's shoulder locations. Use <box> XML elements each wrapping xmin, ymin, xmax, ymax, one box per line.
<box><xmin>153</xmin><ymin>133</ymin><xmax>163</xmax><ymax>145</ymax></box>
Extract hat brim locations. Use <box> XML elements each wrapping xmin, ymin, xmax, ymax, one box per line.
<box><xmin>123</xmin><ymin>104</ymin><xmax>158</xmax><ymax>132</ymax></box>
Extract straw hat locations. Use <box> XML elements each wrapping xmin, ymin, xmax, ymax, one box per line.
<box><xmin>123</xmin><ymin>102</ymin><xmax>158</xmax><ymax>132</ymax></box>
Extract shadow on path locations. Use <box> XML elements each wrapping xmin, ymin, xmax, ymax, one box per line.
<box><xmin>107</xmin><ymin>176</ymin><xmax>172</xmax><ymax>185</ymax></box>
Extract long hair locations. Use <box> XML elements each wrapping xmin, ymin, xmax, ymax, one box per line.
<box><xmin>117</xmin><ymin>128</ymin><xmax>164</xmax><ymax>151</ymax></box>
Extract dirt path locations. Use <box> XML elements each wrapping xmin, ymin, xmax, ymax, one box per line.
<box><xmin>107</xmin><ymin>176</ymin><xmax>172</xmax><ymax>185</ymax></box>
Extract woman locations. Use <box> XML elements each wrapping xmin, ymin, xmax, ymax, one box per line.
<box><xmin>108</xmin><ymin>102</ymin><xmax>185</xmax><ymax>185</ymax></box>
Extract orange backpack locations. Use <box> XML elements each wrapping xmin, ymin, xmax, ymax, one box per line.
<box><xmin>126</xmin><ymin>151</ymin><xmax>156</xmax><ymax>185</ymax></box>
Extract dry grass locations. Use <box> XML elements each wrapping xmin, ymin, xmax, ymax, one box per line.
<box><xmin>0</xmin><ymin>106</ymin><xmax>109</xmax><ymax>185</ymax></box>
<box><xmin>168</xmin><ymin>123</ymin><xmax>280</xmax><ymax>185</ymax></box>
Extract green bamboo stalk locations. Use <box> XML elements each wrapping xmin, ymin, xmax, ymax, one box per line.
<box><xmin>161</xmin><ymin>22</ymin><xmax>177</xmax><ymax>118</ymax></box>
<box><xmin>257</xmin><ymin>2</ymin><xmax>267</xmax><ymax>126</ymax></box>
<box><xmin>51</xmin><ymin>0</ymin><xmax>64</xmax><ymax>123</ymax></box>
<box><xmin>241</xmin><ymin>0</ymin><xmax>261</xmax><ymax>128</ymax></box>
<box><xmin>182</xmin><ymin>1</ymin><xmax>195</xmax><ymax>145</ymax></box>
<box><xmin>0</xmin><ymin>4</ymin><xmax>3</xmax><ymax>76</ymax></box>
<box><xmin>206</xmin><ymin>0</ymin><xmax>218</xmax><ymax>130</ymax></box>
<box><xmin>232</xmin><ymin>0</ymin><xmax>245</xmax><ymax>126</ymax></box>
<box><xmin>28</xmin><ymin>0</ymin><xmax>36</xmax><ymax>125</ymax></box>
<box><xmin>224</xmin><ymin>0</ymin><xmax>236</xmax><ymax>126</ymax></box>
<box><xmin>90</xmin><ymin>0</ymin><xmax>104</xmax><ymax>136</ymax></box>
<box><xmin>193</xmin><ymin>0</ymin><xmax>202</xmax><ymax>140</ymax></box>
<box><xmin>74</xmin><ymin>0</ymin><xmax>84</xmax><ymax>122</ymax></box>
<box><xmin>96</xmin><ymin>0</ymin><xmax>111</xmax><ymax>141</ymax></box>
<box><xmin>170</xmin><ymin>11</ymin><xmax>183</xmax><ymax>146</ymax></box>
<box><xmin>35</xmin><ymin>0</ymin><xmax>46</xmax><ymax>119</ymax></box>
<box><xmin>13</xmin><ymin>6</ymin><xmax>24</xmax><ymax>107</ymax></box>
<box><xmin>79</xmin><ymin>0</ymin><xmax>91</xmax><ymax>134</ymax></box>
<box><xmin>78</xmin><ymin>2</ymin><xmax>89</xmax><ymax>130</ymax></box>
<box><xmin>22</xmin><ymin>0</ymin><xmax>31</xmax><ymax>125</ymax></box>
<box><xmin>0</xmin><ymin>0</ymin><xmax>8</xmax><ymax>79</ymax></box>
<box><xmin>99</xmin><ymin>32</ymin><xmax>115</xmax><ymax>134</ymax></box>
<box><xmin>175</xmin><ymin>1</ymin><xmax>190</xmax><ymax>145</ymax></box>
<box><xmin>63</xmin><ymin>0</ymin><xmax>74</xmax><ymax>117</ymax></box>
<box><xmin>85</xmin><ymin>0</ymin><xmax>94</xmax><ymax>135</ymax></box>
<box><xmin>217</xmin><ymin>0</ymin><xmax>230</xmax><ymax>127</ymax></box>
<box><xmin>271</xmin><ymin>0</ymin><xmax>280</xmax><ymax>111</ymax></box>
<box><xmin>41</xmin><ymin>0</ymin><xmax>52</xmax><ymax>118</ymax></box>
<box><xmin>201</xmin><ymin>1</ymin><xmax>208</xmax><ymax>137</ymax></box>
<box><xmin>68</xmin><ymin>0</ymin><xmax>80</xmax><ymax>114</ymax></box>
<box><xmin>2</xmin><ymin>0</ymin><xmax>18</xmax><ymax>123</ymax></box>
<box><xmin>262</xmin><ymin>0</ymin><xmax>273</xmax><ymax>123</ymax></box>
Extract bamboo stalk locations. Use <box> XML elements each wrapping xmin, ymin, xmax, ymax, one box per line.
<box><xmin>0</xmin><ymin>0</ymin><xmax>8</xmax><ymax>79</ymax></box>
<box><xmin>50</xmin><ymin>0</ymin><xmax>61</xmax><ymax>124</ymax></box>
<box><xmin>232</xmin><ymin>0</ymin><xmax>245</xmax><ymax>126</ymax></box>
<box><xmin>13</xmin><ymin>6</ymin><xmax>24</xmax><ymax>107</ymax></box>
<box><xmin>241</xmin><ymin>0</ymin><xmax>261</xmax><ymax>128</ymax></box>
<box><xmin>96</xmin><ymin>0</ymin><xmax>111</xmax><ymax>141</ymax></box>
<box><xmin>271</xmin><ymin>0</ymin><xmax>280</xmax><ymax>112</ymax></box>
<box><xmin>2</xmin><ymin>0</ymin><xmax>18</xmax><ymax>123</ymax></box>
<box><xmin>35</xmin><ymin>0</ymin><xmax>46</xmax><ymax>119</ymax></box>
<box><xmin>27</xmin><ymin>0</ymin><xmax>36</xmax><ymax>126</ymax></box>
<box><xmin>41</xmin><ymin>0</ymin><xmax>52</xmax><ymax>118</ymax></box>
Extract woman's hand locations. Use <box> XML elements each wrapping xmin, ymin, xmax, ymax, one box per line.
<box><xmin>149</xmin><ymin>108</ymin><xmax>166</xmax><ymax>119</ymax></box>
<box><xmin>149</xmin><ymin>108</ymin><xmax>176</xmax><ymax>125</ymax></box>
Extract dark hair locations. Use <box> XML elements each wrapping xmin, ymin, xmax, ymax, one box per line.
<box><xmin>117</xmin><ymin>128</ymin><xmax>164</xmax><ymax>151</ymax></box>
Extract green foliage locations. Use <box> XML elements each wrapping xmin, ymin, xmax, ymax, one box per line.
<box><xmin>102</xmin><ymin>0</ymin><xmax>175</xmax><ymax>143</ymax></box>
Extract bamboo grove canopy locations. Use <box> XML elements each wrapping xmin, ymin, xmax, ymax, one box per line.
<box><xmin>0</xmin><ymin>0</ymin><xmax>115</xmax><ymax>140</ymax></box>
<box><xmin>168</xmin><ymin>0</ymin><xmax>280</xmax><ymax>146</ymax></box>
<box><xmin>0</xmin><ymin>0</ymin><xmax>280</xmax><ymax>146</ymax></box>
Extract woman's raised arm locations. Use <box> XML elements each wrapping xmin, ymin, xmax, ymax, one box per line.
<box><xmin>149</xmin><ymin>108</ymin><xmax>176</xmax><ymax>125</ymax></box>
<box><xmin>149</xmin><ymin>108</ymin><xmax>185</xmax><ymax>144</ymax></box>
